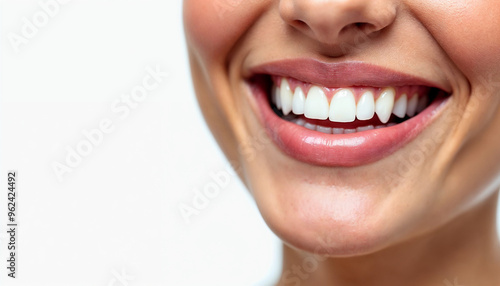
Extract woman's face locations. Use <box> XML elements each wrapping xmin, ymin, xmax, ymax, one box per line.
<box><xmin>184</xmin><ymin>0</ymin><xmax>500</xmax><ymax>255</ymax></box>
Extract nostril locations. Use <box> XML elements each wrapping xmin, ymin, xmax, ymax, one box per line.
<box><xmin>339</xmin><ymin>23</ymin><xmax>360</xmax><ymax>35</ymax></box>
<box><xmin>293</xmin><ymin>20</ymin><xmax>308</xmax><ymax>29</ymax></box>
<box><xmin>352</xmin><ymin>22</ymin><xmax>373</xmax><ymax>31</ymax></box>
<box><xmin>340</xmin><ymin>22</ymin><xmax>378</xmax><ymax>35</ymax></box>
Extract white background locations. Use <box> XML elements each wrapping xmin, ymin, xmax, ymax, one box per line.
<box><xmin>1</xmin><ymin>1</ymin><xmax>500</xmax><ymax>286</ymax></box>
<box><xmin>1</xmin><ymin>1</ymin><xmax>281</xmax><ymax>285</ymax></box>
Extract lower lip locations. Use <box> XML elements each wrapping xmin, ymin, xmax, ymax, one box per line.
<box><xmin>250</xmin><ymin>83</ymin><xmax>448</xmax><ymax>167</ymax></box>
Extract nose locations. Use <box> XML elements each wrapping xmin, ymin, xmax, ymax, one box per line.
<box><xmin>279</xmin><ymin>0</ymin><xmax>397</xmax><ymax>46</ymax></box>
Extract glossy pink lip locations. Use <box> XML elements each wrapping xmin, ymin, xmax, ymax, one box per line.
<box><xmin>248</xmin><ymin>59</ymin><xmax>451</xmax><ymax>92</ymax></box>
<box><xmin>246</xmin><ymin>60</ymin><xmax>450</xmax><ymax>167</ymax></box>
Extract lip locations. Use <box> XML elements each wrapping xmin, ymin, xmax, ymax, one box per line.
<box><xmin>245</xmin><ymin>59</ymin><xmax>450</xmax><ymax>167</ymax></box>
<box><xmin>247</xmin><ymin>59</ymin><xmax>451</xmax><ymax>92</ymax></box>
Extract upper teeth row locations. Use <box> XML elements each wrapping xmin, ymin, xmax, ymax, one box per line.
<box><xmin>273</xmin><ymin>78</ymin><xmax>428</xmax><ymax>124</ymax></box>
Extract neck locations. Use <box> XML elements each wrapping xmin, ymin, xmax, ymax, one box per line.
<box><xmin>278</xmin><ymin>195</ymin><xmax>500</xmax><ymax>286</ymax></box>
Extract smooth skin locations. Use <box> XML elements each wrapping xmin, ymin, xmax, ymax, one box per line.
<box><xmin>184</xmin><ymin>1</ymin><xmax>500</xmax><ymax>285</ymax></box>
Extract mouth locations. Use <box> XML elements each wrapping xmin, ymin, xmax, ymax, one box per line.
<box><xmin>246</xmin><ymin>60</ymin><xmax>451</xmax><ymax>167</ymax></box>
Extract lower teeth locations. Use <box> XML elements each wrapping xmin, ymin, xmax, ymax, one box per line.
<box><xmin>291</xmin><ymin>118</ymin><xmax>397</xmax><ymax>134</ymax></box>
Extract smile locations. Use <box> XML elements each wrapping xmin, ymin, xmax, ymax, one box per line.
<box><xmin>246</xmin><ymin>59</ymin><xmax>451</xmax><ymax>167</ymax></box>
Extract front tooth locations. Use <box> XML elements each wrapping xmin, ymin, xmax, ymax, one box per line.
<box><xmin>357</xmin><ymin>91</ymin><xmax>375</xmax><ymax>120</ymax></box>
<box><xmin>304</xmin><ymin>86</ymin><xmax>329</xmax><ymax>120</ymax></box>
<box><xmin>329</xmin><ymin>89</ymin><xmax>356</xmax><ymax>122</ymax></box>
<box><xmin>375</xmin><ymin>87</ymin><xmax>395</xmax><ymax>124</ymax></box>
<box><xmin>280</xmin><ymin>78</ymin><xmax>293</xmax><ymax>115</ymax></box>
<box><xmin>406</xmin><ymin>94</ymin><xmax>418</xmax><ymax>117</ymax></box>
<box><xmin>416</xmin><ymin>96</ymin><xmax>428</xmax><ymax>113</ymax></box>
<box><xmin>393</xmin><ymin>94</ymin><xmax>408</xmax><ymax>118</ymax></box>
<box><xmin>292</xmin><ymin>87</ymin><xmax>305</xmax><ymax>115</ymax></box>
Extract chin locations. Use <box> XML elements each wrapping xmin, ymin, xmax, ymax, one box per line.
<box><xmin>243</xmin><ymin>162</ymin><xmax>425</xmax><ymax>257</ymax></box>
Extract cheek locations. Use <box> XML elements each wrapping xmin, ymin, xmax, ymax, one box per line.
<box><xmin>183</xmin><ymin>0</ymin><xmax>266</xmax><ymax>61</ymax></box>
<box><xmin>183</xmin><ymin>0</ymin><xmax>271</xmax><ymax>168</ymax></box>
<box><xmin>449</xmin><ymin>4</ymin><xmax>500</xmax><ymax>76</ymax></box>
<box><xmin>413</xmin><ymin>0</ymin><xmax>500</xmax><ymax>78</ymax></box>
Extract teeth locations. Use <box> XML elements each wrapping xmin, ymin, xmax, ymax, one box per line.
<box><xmin>333</xmin><ymin>128</ymin><xmax>344</xmax><ymax>134</ymax></box>
<box><xmin>344</xmin><ymin>129</ymin><xmax>357</xmax><ymax>134</ymax></box>
<box><xmin>304</xmin><ymin>122</ymin><xmax>316</xmax><ymax>130</ymax></box>
<box><xmin>329</xmin><ymin>89</ymin><xmax>356</xmax><ymax>123</ymax></box>
<box><xmin>280</xmin><ymin>78</ymin><xmax>293</xmax><ymax>116</ymax></box>
<box><xmin>292</xmin><ymin>121</ymin><xmax>380</xmax><ymax>134</ymax></box>
<box><xmin>317</xmin><ymin>126</ymin><xmax>332</xmax><ymax>134</ymax></box>
<box><xmin>393</xmin><ymin>94</ymin><xmax>407</xmax><ymax>118</ymax></box>
<box><xmin>406</xmin><ymin>94</ymin><xmax>418</xmax><ymax>117</ymax></box>
<box><xmin>375</xmin><ymin>87</ymin><xmax>395</xmax><ymax>124</ymax></box>
<box><xmin>274</xmin><ymin>86</ymin><xmax>282</xmax><ymax>110</ymax></box>
<box><xmin>271</xmin><ymin>86</ymin><xmax>277</xmax><ymax>105</ymax></box>
<box><xmin>295</xmin><ymin>118</ymin><xmax>306</xmax><ymax>126</ymax></box>
<box><xmin>356</xmin><ymin>91</ymin><xmax>375</xmax><ymax>121</ymax></box>
<box><xmin>357</xmin><ymin>125</ymin><xmax>374</xmax><ymax>132</ymax></box>
<box><xmin>304</xmin><ymin>86</ymin><xmax>329</xmax><ymax>120</ymax></box>
<box><xmin>273</xmin><ymin>79</ymin><xmax>431</xmax><ymax>130</ymax></box>
<box><xmin>292</xmin><ymin>87</ymin><xmax>305</xmax><ymax>115</ymax></box>
<box><xmin>416</xmin><ymin>96</ymin><xmax>428</xmax><ymax>113</ymax></box>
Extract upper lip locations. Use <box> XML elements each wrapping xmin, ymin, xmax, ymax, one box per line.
<box><xmin>246</xmin><ymin>58</ymin><xmax>451</xmax><ymax>92</ymax></box>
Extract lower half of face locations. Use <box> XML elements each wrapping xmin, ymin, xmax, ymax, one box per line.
<box><xmin>184</xmin><ymin>0</ymin><xmax>500</xmax><ymax>256</ymax></box>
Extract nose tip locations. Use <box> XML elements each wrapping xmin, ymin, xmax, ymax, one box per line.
<box><xmin>279</xmin><ymin>0</ymin><xmax>397</xmax><ymax>47</ymax></box>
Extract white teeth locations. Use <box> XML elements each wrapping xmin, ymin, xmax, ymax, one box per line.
<box><xmin>416</xmin><ymin>96</ymin><xmax>428</xmax><ymax>113</ymax></box>
<box><xmin>295</xmin><ymin>118</ymin><xmax>306</xmax><ymax>126</ymax></box>
<box><xmin>329</xmin><ymin>89</ymin><xmax>356</xmax><ymax>123</ymax></box>
<box><xmin>273</xmin><ymin>79</ymin><xmax>428</xmax><ymax>132</ymax></box>
<box><xmin>317</xmin><ymin>126</ymin><xmax>332</xmax><ymax>134</ymax></box>
<box><xmin>292</xmin><ymin>87</ymin><xmax>305</xmax><ymax>115</ymax></box>
<box><xmin>304</xmin><ymin>122</ymin><xmax>316</xmax><ymax>130</ymax></box>
<box><xmin>393</xmin><ymin>94</ymin><xmax>408</xmax><ymax>118</ymax></box>
<box><xmin>333</xmin><ymin>128</ymin><xmax>343</xmax><ymax>134</ymax></box>
<box><xmin>356</xmin><ymin>91</ymin><xmax>375</xmax><ymax>121</ymax></box>
<box><xmin>274</xmin><ymin>86</ymin><xmax>282</xmax><ymax>110</ymax></box>
<box><xmin>280</xmin><ymin>78</ymin><xmax>293</xmax><ymax>116</ymax></box>
<box><xmin>344</xmin><ymin>129</ymin><xmax>357</xmax><ymax>134</ymax></box>
<box><xmin>406</xmin><ymin>94</ymin><xmax>418</xmax><ymax>117</ymax></box>
<box><xmin>272</xmin><ymin>86</ymin><xmax>277</xmax><ymax>105</ymax></box>
<box><xmin>304</xmin><ymin>86</ymin><xmax>329</xmax><ymax>120</ymax></box>
<box><xmin>375</xmin><ymin>87</ymin><xmax>395</xmax><ymax>124</ymax></box>
<box><xmin>357</xmin><ymin>125</ymin><xmax>374</xmax><ymax>132</ymax></box>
